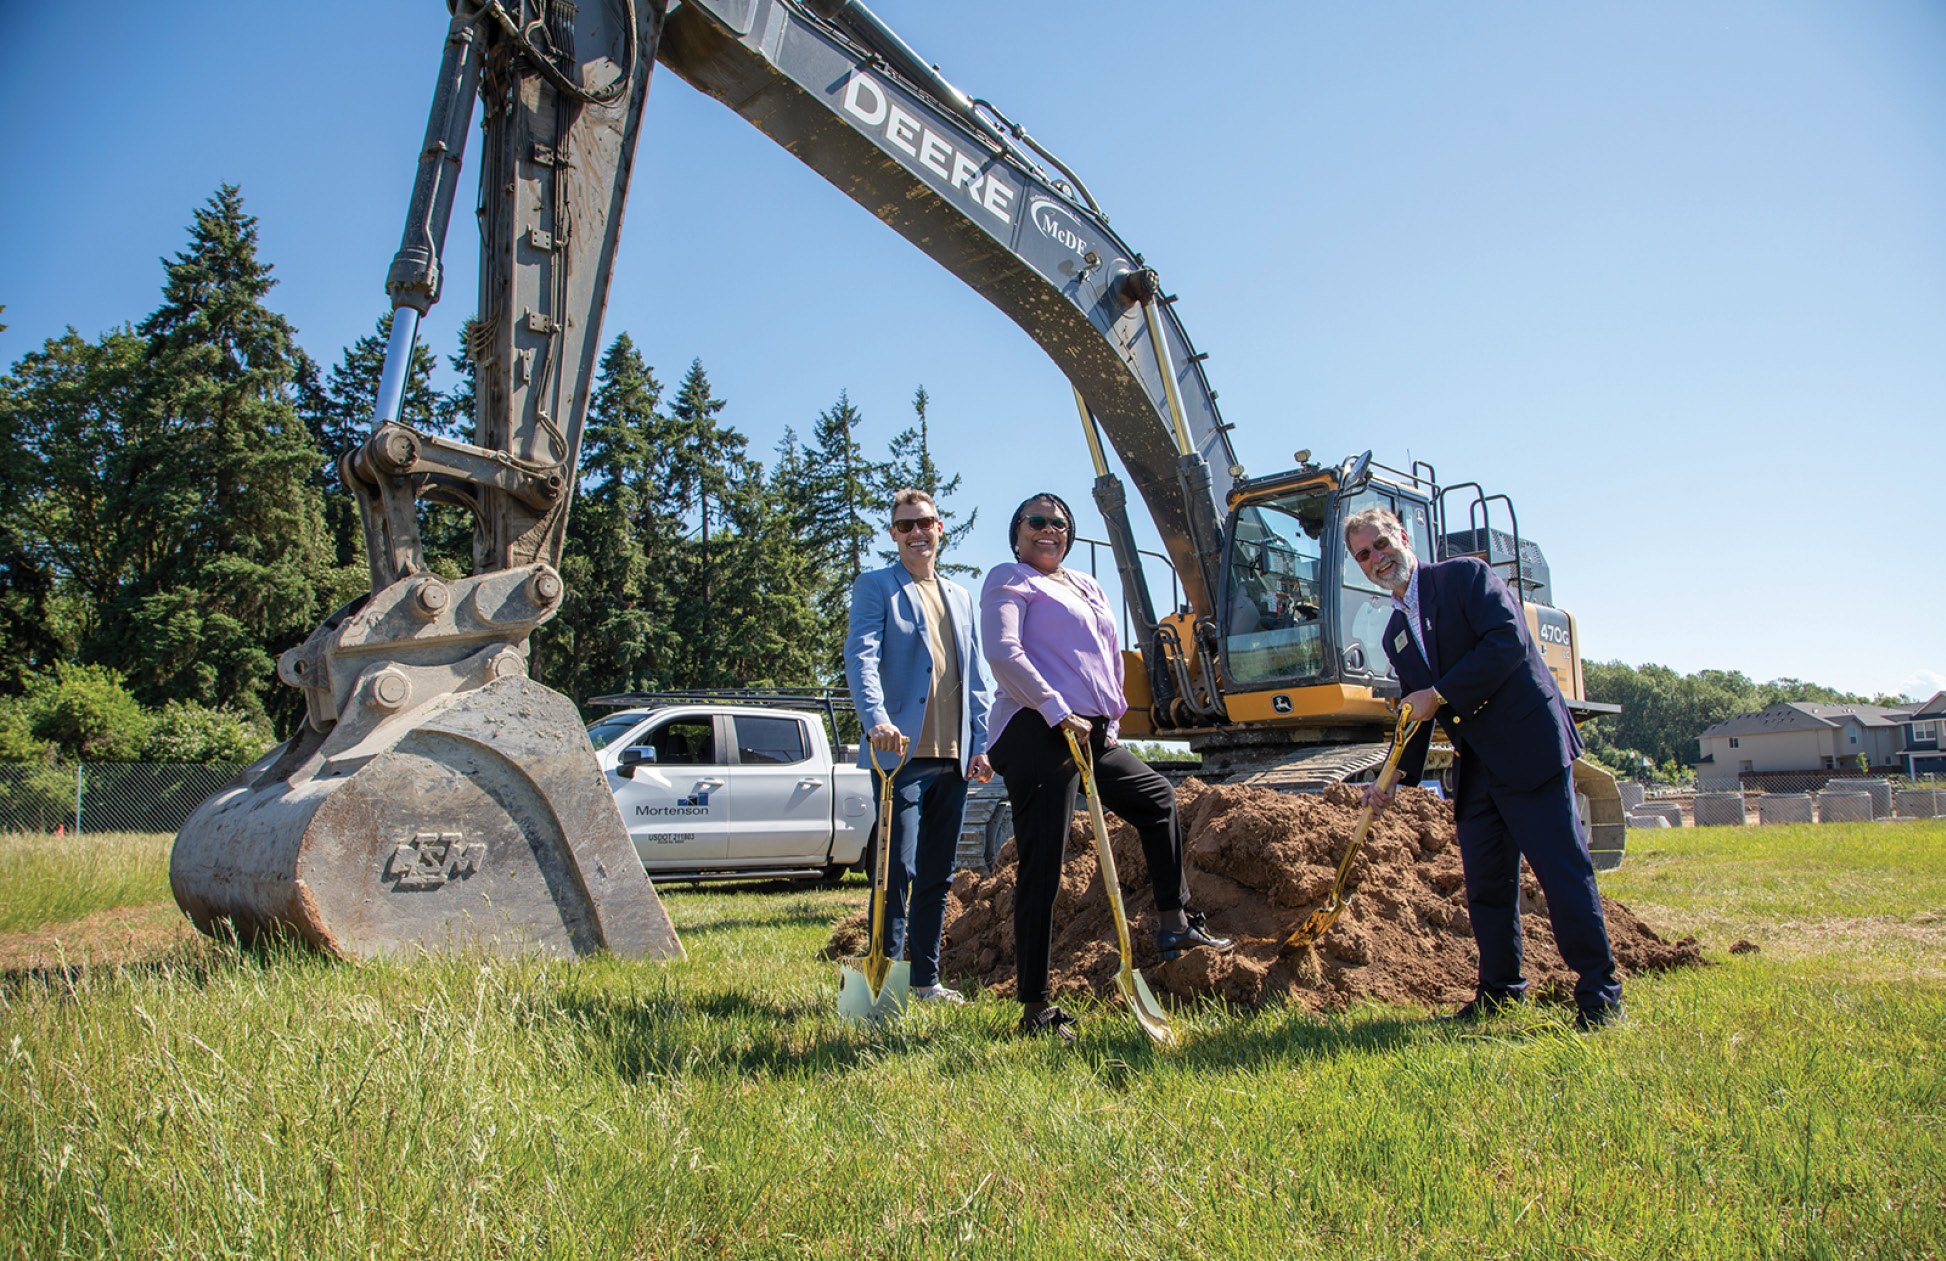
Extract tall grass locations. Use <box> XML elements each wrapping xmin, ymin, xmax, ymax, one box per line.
<box><xmin>0</xmin><ymin>831</ymin><xmax>173</xmax><ymax>934</ymax></box>
<box><xmin>1</xmin><ymin>827</ymin><xmax>1942</xmax><ymax>1259</ymax></box>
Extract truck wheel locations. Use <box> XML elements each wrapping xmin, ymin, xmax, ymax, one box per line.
<box><xmin>983</xmin><ymin>804</ymin><xmax>1013</xmax><ymax>872</ymax></box>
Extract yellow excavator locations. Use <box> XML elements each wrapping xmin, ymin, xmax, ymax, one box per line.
<box><xmin>171</xmin><ymin>0</ymin><xmax>1620</xmax><ymax>961</ymax></box>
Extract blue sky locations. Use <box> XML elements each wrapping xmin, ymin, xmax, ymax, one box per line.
<box><xmin>4</xmin><ymin>1</ymin><xmax>1942</xmax><ymax>700</ymax></box>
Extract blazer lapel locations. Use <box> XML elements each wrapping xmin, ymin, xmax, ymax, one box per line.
<box><xmin>1416</xmin><ymin>566</ymin><xmax>1439</xmax><ymax>677</ymax></box>
<box><xmin>944</xmin><ymin>580</ymin><xmax>971</xmax><ymax>672</ymax></box>
<box><xmin>1385</xmin><ymin>608</ymin><xmax>1433</xmax><ymax>686</ymax></box>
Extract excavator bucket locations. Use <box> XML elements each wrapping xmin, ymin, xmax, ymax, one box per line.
<box><xmin>172</xmin><ymin>674</ymin><xmax>681</xmax><ymax>961</ymax></box>
<box><xmin>1574</xmin><ymin>757</ymin><xmax>1628</xmax><ymax>871</ymax></box>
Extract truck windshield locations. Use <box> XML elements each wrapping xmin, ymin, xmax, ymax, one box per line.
<box><xmin>1221</xmin><ymin>486</ymin><xmax>1330</xmax><ymax>687</ymax></box>
<box><xmin>585</xmin><ymin>715</ymin><xmax>642</xmax><ymax>751</ymax></box>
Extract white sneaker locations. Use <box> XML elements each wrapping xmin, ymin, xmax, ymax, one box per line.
<box><xmin>911</xmin><ymin>983</ymin><xmax>967</xmax><ymax>1005</ymax></box>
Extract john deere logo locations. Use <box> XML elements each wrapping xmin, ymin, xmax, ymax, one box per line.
<box><xmin>1271</xmin><ymin>694</ymin><xmax>1293</xmax><ymax>714</ymax></box>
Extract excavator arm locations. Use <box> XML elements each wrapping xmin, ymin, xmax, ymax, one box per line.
<box><xmin>172</xmin><ymin>0</ymin><xmax>1254</xmax><ymax>957</ymax></box>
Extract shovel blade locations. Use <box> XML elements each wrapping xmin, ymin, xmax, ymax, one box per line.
<box><xmin>1279</xmin><ymin>900</ymin><xmax>1343</xmax><ymax>955</ymax></box>
<box><xmin>838</xmin><ymin>959</ymin><xmax>909</xmax><ymax>1023</ymax></box>
<box><xmin>1114</xmin><ymin>967</ymin><xmax>1175</xmax><ymax>1046</ymax></box>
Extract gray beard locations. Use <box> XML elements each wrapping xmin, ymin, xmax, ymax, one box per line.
<box><xmin>1385</xmin><ymin>552</ymin><xmax>1417</xmax><ymax>595</ymax></box>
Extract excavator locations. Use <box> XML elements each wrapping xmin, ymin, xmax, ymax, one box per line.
<box><xmin>171</xmin><ymin>0</ymin><xmax>1622</xmax><ymax>962</ymax></box>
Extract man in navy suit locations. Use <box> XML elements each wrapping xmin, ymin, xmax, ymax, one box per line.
<box><xmin>845</xmin><ymin>488</ymin><xmax>993</xmax><ymax>1004</ymax></box>
<box><xmin>1345</xmin><ymin>506</ymin><xmax>1622</xmax><ymax>1029</ymax></box>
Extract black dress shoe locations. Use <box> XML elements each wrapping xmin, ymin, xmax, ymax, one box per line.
<box><xmin>1158</xmin><ymin>912</ymin><xmax>1234</xmax><ymax>962</ymax></box>
<box><xmin>1445</xmin><ymin>993</ymin><xmax>1521</xmax><ymax>1023</ymax></box>
<box><xmin>1018</xmin><ymin>1004</ymin><xmax>1078</xmax><ymax>1043</ymax></box>
<box><xmin>1574</xmin><ymin>1003</ymin><xmax>1625</xmax><ymax>1032</ymax></box>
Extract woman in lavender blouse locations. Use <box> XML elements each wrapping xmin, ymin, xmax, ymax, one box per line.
<box><xmin>980</xmin><ymin>492</ymin><xmax>1233</xmax><ymax>1042</ymax></box>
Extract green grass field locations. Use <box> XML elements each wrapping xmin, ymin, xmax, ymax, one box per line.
<box><xmin>2</xmin><ymin>821</ymin><xmax>1942</xmax><ymax>1260</ymax></box>
<box><xmin>0</xmin><ymin>831</ymin><xmax>174</xmax><ymax>935</ymax></box>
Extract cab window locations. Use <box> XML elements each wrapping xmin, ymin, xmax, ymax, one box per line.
<box><xmin>635</xmin><ymin>718</ymin><xmax>721</xmax><ymax>766</ymax></box>
<box><xmin>734</xmin><ymin>715</ymin><xmax>808</xmax><ymax>765</ymax></box>
<box><xmin>1221</xmin><ymin>486</ymin><xmax>1329</xmax><ymax>686</ymax></box>
<box><xmin>1337</xmin><ymin>488</ymin><xmax>1434</xmax><ymax>679</ymax></box>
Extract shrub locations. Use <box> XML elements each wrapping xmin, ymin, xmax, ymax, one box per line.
<box><xmin>27</xmin><ymin>663</ymin><xmax>151</xmax><ymax>762</ymax></box>
<box><xmin>143</xmin><ymin>700</ymin><xmax>276</xmax><ymax>763</ymax></box>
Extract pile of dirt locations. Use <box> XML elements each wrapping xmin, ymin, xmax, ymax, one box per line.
<box><xmin>825</xmin><ymin>779</ymin><xmax>1704</xmax><ymax>1014</ymax></box>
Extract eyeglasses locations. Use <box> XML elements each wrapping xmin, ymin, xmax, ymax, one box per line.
<box><xmin>1350</xmin><ymin>535</ymin><xmax>1396</xmax><ymax>565</ymax></box>
<box><xmin>1023</xmin><ymin>514</ymin><xmax>1070</xmax><ymax>533</ymax></box>
<box><xmin>891</xmin><ymin>515</ymin><xmax>942</xmax><ymax>534</ymax></box>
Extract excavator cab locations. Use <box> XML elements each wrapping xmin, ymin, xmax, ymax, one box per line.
<box><xmin>1205</xmin><ymin>463</ymin><xmax>1435</xmax><ymax>730</ymax></box>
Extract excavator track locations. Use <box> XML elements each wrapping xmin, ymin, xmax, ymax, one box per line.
<box><xmin>1228</xmin><ymin>743</ymin><xmax>1395</xmax><ymax>792</ymax></box>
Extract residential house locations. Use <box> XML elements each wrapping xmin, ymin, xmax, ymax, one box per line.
<box><xmin>1894</xmin><ymin>691</ymin><xmax>1946</xmax><ymax>780</ymax></box>
<box><xmin>1696</xmin><ymin>701</ymin><xmax>1907</xmax><ymax>789</ymax></box>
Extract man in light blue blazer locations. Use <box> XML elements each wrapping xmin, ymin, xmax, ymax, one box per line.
<box><xmin>845</xmin><ymin>488</ymin><xmax>993</xmax><ymax>1004</ymax></box>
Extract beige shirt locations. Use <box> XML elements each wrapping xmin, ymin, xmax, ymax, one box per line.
<box><xmin>909</xmin><ymin>576</ymin><xmax>962</xmax><ymax>760</ymax></box>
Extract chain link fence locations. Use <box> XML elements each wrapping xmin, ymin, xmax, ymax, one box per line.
<box><xmin>1620</xmin><ymin>772</ymin><xmax>1946</xmax><ymax>827</ymax></box>
<box><xmin>0</xmin><ymin>763</ymin><xmax>251</xmax><ymax>835</ymax></box>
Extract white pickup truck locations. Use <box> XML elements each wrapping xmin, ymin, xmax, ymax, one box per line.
<box><xmin>585</xmin><ymin>693</ymin><xmax>877</xmax><ymax>882</ymax></box>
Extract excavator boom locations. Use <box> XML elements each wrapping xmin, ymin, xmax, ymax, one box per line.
<box><xmin>657</xmin><ymin>0</ymin><xmax>1240</xmax><ymax>621</ymax></box>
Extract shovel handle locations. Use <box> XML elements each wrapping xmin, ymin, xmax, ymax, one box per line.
<box><xmin>1280</xmin><ymin>707</ymin><xmax>1427</xmax><ymax>953</ymax></box>
<box><xmin>864</xmin><ymin>743</ymin><xmax>911</xmax><ymax>961</ymax></box>
<box><xmin>1065</xmin><ymin>730</ymin><xmax>1137</xmax><ymax>963</ymax></box>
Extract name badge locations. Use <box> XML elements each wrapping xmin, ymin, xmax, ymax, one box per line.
<box><xmin>1393</xmin><ymin>630</ymin><xmax>1409</xmax><ymax>654</ymax></box>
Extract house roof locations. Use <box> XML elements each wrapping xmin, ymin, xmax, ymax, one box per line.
<box><xmin>1699</xmin><ymin>701</ymin><xmax>1904</xmax><ymax>740</ymax></box>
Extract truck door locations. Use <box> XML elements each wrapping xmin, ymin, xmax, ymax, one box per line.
<box><xmin>725</xmin><ymin>713</ymin><xmax>832</xmax><ymax>863</ymax></box>
<box><xmin>610</xmin><ymin>714</ymin><xmax>731</xmax><ymax>869</ymax></box>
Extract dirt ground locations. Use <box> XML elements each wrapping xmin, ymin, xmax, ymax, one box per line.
<box><xmin>827</xmin><ymin>779</ymin><xmax>1706</xmax><ymax>1013</ymax></box>
<box><xmin>0</xmin><ymin>902</ymin><xmax>199</xmax><ymax>974</ymax></box>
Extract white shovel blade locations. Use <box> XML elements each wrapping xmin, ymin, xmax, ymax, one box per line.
<box><xmin>837</xmin><ymin>960</ymin><xmax>910</xmax><ymax>1023</ymax></box>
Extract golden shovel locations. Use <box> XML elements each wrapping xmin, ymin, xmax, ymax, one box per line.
<box><xmin>838</xmin><ymin>742</ymin><xmax>911</xmax><ymax>1023</ymax></box>
<box><xmin>1280</xmin><ymin>705</ymin><xmax>1425</xmax><ymax>954</ymax></box>
<box><xmin>1066</xmin><ymin>730</ymin><xmax>1175</xmax><ymax>1047</ymax></box>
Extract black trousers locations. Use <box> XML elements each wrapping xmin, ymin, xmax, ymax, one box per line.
<box><xmin>1455</xmin><ymin>756</ymin><xmax>1622</xmax><ymax>1015</ymax></box>
<box><xmin>988</xmin><ymin>712</ymin><xmax>1191</xmax><ymax>1005</ymax></box>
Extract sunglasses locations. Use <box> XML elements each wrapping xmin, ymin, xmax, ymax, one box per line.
<box><xmin>1023</xmin><ymin>514</ymin><xmax>1070</xmax><ymax>533</ymax></box>
<box><xmin>891</xmin><ymin>515</ymin><xmax>942</xmax><ymax>534</ymax></box>
<box><xmin>1350</xmin><ymin>535</ymin><xmax>1396</xmax><ymax>565</ymax></box>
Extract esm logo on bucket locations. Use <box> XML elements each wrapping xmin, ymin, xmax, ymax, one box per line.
<box><xmin>1026</xmin><ymin>196</ymin><xmax>1091</xmax><ymax>258</ymax></box>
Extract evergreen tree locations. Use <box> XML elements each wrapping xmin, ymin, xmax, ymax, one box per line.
<box><xmin>876</xmin><ymin>384</ymin><xmax>979</xmax><ymax>578</ymax></box>
<box><xmin>533</xmin><ymin>333</ymin><xmax>678</xmax><ymax>701</ymax></box>
<box><xmin>707</xmin><ymin>455</ymin><xmax>824</xmax><ymax>688</ymax></box>
<box><xmin>91</xmin><ymin>185</ymin><xmax>328</xmax><ymax>725</ymax></box>
<box><xmin>780</xmin><ymin>390</ymin><xmax>880</xmax><ymax>680</ymax></box>
<box><xmin>295</xmin><ymin>311</ymin><xmax>442</xmax><ymax>574</ymax></box>
<box><xmin>662</xmin><ymin>360</ymin><xmax>744</xmax><ymax>680</ymax></box>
